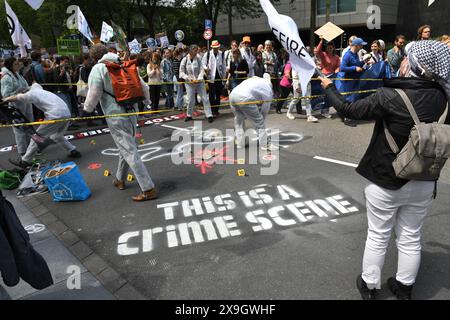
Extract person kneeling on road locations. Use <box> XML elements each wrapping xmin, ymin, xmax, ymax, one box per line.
<box><xmin>4</xmin><ymin>83</ymin><xmax>81</xmax><ymax>169</ymax></box>
<box><xmin>229</xmin><ymin>73</ymin><xmax>278</xmax><ymax>151</ymax></box>
<box><xmin>84</xmin><ymin>44</ymin><xmax>157</xmax><ymax>202</ymax></box>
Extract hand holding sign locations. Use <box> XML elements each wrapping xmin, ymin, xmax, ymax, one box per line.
<box><xmin>315</xmin><ymin>22</ymin><xmax>345</xmax><ymax>42</ymax></box>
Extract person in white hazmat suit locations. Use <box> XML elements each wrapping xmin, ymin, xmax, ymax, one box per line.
<box><xmin>83</xmin><ymin>44</ymin><xmax>157</xmax><ymax>202</ymax></box>
<box><xmin>3</xmin><ymin>83</ymin><xmax>82</xmax><ymax>169</ymax></box>
<box><xmin>229</xmin><ymin>73</ymin><xmax>278</xmax><ymax>151</ymax></box>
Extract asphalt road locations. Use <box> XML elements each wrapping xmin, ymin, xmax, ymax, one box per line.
<box><xmin>1</xmin><ymin>108</ymin><xmax>449</xmax><ymax>300</ymax></box>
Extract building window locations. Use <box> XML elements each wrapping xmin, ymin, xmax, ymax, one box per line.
<box><xmin>317</xmin><ymin>0</ymin><xmax>356</xmax><ymax>15</ymax></box>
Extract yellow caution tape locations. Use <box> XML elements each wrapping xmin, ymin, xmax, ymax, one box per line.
<box><xmin>0</xmin><ymin>89</ymin><xmax>377</xmax><ymax>129</ymax></box>
<box><xmin>38</xmin><ymin>76</ymin><xmax>383</xmax><ymax>87</ymax></box>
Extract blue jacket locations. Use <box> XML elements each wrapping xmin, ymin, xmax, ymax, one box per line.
<box><xmin>340</xmin><ymin>50</ymin><xmax>364</xmax><ymax>77</ymax></box>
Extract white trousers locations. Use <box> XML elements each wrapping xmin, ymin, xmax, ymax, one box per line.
<box><xmin>185</xmin><ymin>83</ymin><xmax>212</xmax><ymax>118</ymax></box>
<box><xmin>22</xmin><ymin>122</ymin><xmax>76</xmax><ymax>163</ymax></box>
<box><xmin>107</xmin><ymin>116</ymin><xmax>155</xmax><ymax>192</ymax></box>
<box><xmin>229</xmin><ymin>92</ymin><xmax>269</xmax><ymax>148</ymax></box>
<box><xmin>362</xmin><ymin>181</ymin><xmax>435</xmax><ymax>288</ymax></box>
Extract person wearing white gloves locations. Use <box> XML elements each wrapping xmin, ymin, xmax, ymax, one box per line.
<box><xmin>83</xmin><ymin>44</ymin><xmax>157</xmax><ymax>202</ymax></box>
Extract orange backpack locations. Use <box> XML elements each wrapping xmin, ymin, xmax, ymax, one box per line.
<box><xmin>103</xmin><ymin>59</ymin><xmax>145</xmax><ymax>107</ymax></box>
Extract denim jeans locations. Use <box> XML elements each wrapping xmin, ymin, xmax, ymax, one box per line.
<box><xmin>175</xmin><ymin>83</ymin><xmax>185</xmax><ymax>110</ymax></box>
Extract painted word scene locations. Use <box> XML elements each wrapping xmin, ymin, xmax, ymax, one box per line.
<box><xmin>117</xmin><ymin>184</ymin><xmax>360</xmax><ymax>256</ymax></box>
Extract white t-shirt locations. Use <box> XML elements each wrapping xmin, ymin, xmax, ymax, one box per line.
<box><xmin>16</xmin><ymin>84</ymin><xmax>71</xmax><ymax>120</ymax></box>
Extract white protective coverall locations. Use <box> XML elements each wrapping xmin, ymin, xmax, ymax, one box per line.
<box><xmin>13</xmin><ymin>83</ymin><xmax>77</xmax><ymax>163</ymax></box>
<box><xmin>84</xmin><ymin>53</ymin><xmax>155</xmax><ymax>192</ymax></box>
<box><xmin>229</xmin><ymin>75</ymin><xmax>273</xmax><ymax>148</ymax></box>
<box><xmin>1</xmin><ymin>67</ymin><xmax>33</xmax><ymax>155</ymax></box>
<box><xmin>179</xmin><ymin>55</ymin><xmax>213</xmax><ymax>118</ymax></box>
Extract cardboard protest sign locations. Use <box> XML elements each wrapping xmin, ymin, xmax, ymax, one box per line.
<box><xmin>314</xmin><ymin>22</ymin><xmax>345</xmax><ymax>42</ymax></box>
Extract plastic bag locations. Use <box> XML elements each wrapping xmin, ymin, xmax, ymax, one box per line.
<box><xmin>44</xmin><ymin>162</ymin><xmax>91</xmax><ymax>202</ymax></box>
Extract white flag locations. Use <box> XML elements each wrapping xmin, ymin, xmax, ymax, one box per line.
<box><xmin>25</xmin><ymin>0</ymin><xmax>44</xmax><ymax>10</ymax></box>
<box><xmin>259</xmin><ymin>0</ymin><xmax>316</xmax><ymax>96</ymax></box>
<box><xmin>100</xmin><ymin>21</ymin><xmax>114</xmax><ymax>43</ymax></box>
<box><xmin>77</xmin><ymin>6</ymin><xmax>93</xmax><ymax>42</ymax></box>
<box><xmin>5</xmin><ymin>0</ymin><xmax>32</xmax><ymax>57</ymax></box>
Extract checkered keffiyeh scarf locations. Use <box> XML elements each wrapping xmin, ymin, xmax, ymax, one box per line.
<box><xmin>408</xmin><ymin>40</ymin><xmax>450</xmax><ymax>101</ymax></box>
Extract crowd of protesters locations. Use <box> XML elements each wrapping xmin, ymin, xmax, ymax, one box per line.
<box><xmin>1</xmin><ymin>21</ymin><xmax>450</xmax><ymax>302</ymax></box>
<box><xmin>2</xmin><ymin>24</ymin><xmax>450</xmax><ymax>128</ymax></box>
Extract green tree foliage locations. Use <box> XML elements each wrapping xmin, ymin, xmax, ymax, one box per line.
<box><xmin>0</xmin><ymin>0</ymin><xmax>294</xmax><ymax>50</ymax></box>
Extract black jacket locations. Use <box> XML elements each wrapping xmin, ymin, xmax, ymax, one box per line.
<box><xmin>0</xmin><ymin>192</ymin><xmax>53</xmax><ymax>290</ymax></box>
<box><xmin>325</xmin><ymin>78</ymin><xmax>450</xmax><ymax>190</ymax></box>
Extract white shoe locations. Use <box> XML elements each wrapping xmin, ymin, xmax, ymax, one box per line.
<box><xmin>321</xmin><ymin>113</ymin><xmax>332</xmax><ymax>119</ymax></box>
<box><xmin>307</xmin><ymin>116</ymin><xmax>319</xmax><ymax>123</ymax></box>
<box><xmin>286</xmin><ymin>112</ymin><xmax>295</xmax><ymax>120</ymax></box>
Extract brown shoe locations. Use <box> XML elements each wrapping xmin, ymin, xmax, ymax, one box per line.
<box><xmin>113</xmin><ymin>179</ymin><xmax>126</xmax><ymax>190</ymax></box>
<box><xmin>132</xmin><ymin>189</ymin><xmax>157</xmax><ymax>202</ymax></box>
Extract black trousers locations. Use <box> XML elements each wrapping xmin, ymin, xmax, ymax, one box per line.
<box><xmin>209</xmin><ymin>79</ymin><xmax>223</xmax><ymax>115</ymax></box>
<box><xmin>149</xmin><ymin>85</ymin><xmax>161</xmax><ymax>111</ymax></box>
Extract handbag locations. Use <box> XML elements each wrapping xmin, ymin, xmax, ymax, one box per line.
<box><xmin>384</xmin><ymin>89</ymin><xmax>450</xmax><ymax>181</ymax></box>
<box><xmin>76</xmin><ymin>67</ymin><xmax>88</xmax><ymax>97</ymax></box>
<box><xmin>43</xmin><ymin>162</ymin><xmax>91</xmax><ymax>202</ymax></box>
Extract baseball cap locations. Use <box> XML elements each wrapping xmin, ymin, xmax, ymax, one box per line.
<box><xmin>352</xmin><ymin>38</ymin><xmax>367</xmax><ymax>46</ymax></box>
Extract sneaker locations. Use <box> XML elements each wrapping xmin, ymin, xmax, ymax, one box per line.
<box><xmin>8</xmin><ymin>158</ymin><xmax>32</xmax><ymax>169</ymax></box>
<box><xmin>388</xmin><ymin>277</ymin><xmax>413</xmax><ymax>300</ymax></box>
<box><xmin>208</xmin><ymin>117</ymin><xmax>214</xmax><ymax>123</ymax></box>
<box><xmin>286</xmin><ymin>112</ymin><xmax>296</xmax><ymax>120</ymax></box>
<box><xmin>68</xmin><ymin>150</ymin><xmax>82</xmax><ymax>159</ymax></box>
<box><xmin>356</xmin><ymin>275</ymin><xmax>378</xmax><ymax>300</ymax></box>
<box><xmin>321</xmin><ymin>113</ymin><xmax>332</xmax><ymax>119</ymax></box>
<box><xmin>185</xmin><ymin>116</ymin><xmax>193</xmax><ymax>122</ymax></box>
<box><xmin>307</xmin><ymin>116</ymin><xmax>319</xmax><ymax>123</ymax></box>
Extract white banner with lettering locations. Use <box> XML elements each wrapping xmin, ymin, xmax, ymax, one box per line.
<box><xmin>259</xmin><ymin>0</ymin><xmax>316</xmax><ymax>96</ymax></box>
<box><xmin>5</xmin><ymin>0</ymin><xmax>32</xmax><ymax>57</ymax></box>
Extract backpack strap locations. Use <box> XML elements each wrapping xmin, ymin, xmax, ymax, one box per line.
<box><xmin>384</xmin><ymin>88</ymin><xmax>418</xmax><ymax>155</ymax></box>
<box><xmin>438</xmin><ymin>103</ymin><xmax>449</xmax><ymax>124</ymax></box>
<box><xmin>383</xmin><ymin>119</ymin><xmax>400</xmax><ymax>154</ymax></box>
<box><xmin>394</xmin><ymin>88</ymin><xmax>421</xmax><ymax>125</ymax></box>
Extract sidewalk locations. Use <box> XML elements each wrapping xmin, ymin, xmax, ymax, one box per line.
<box><xmin>0</xmin><ymin>190</ymin><xmax>116</xmax><ymax>300</ymax></box>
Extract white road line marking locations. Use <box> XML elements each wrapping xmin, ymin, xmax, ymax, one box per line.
<box><xmin>160</xmin><ymin>124</ymin><xmax>191</xmax><ymax>132</ymax></box>
<box><xmin>314</xmin><ymin>156</ymin><xmax>358</xmax><ymax>168</ymax></box>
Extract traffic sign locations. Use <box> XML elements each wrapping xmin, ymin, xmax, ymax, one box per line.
<box><xmin>205</xmin><ymin>19</ymin><xmax>213</xmax><ymax>30</ymax></box>
<box><xmin>203</xmin><ymin>29</ymin><xmax>213</xmax><ymax>41</ymax></box>
<box><xmin>175</xmin><ymin>30</ymin><xmax>185</xmax><ymax>42</ymax></box>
